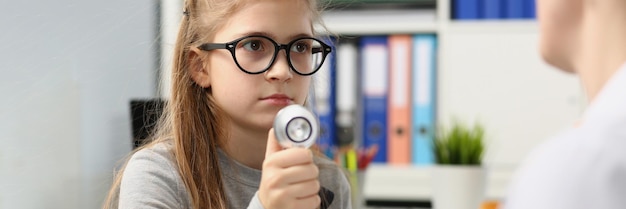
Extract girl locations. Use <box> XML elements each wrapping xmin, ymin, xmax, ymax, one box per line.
<box><xmin>505</xmin><ymin>0</ymin><xmax>626</xmax><ymax>208</ymax></box>
<box><xmin>103</xmin><ymin>0</ymin><xmax>352</xmax><ymax>209</ymax></box>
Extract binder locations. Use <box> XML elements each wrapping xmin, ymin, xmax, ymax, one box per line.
<box><xmin>360</xmin><ymin>36</ymin><xmax>389</xmax><ymax>163</ymax></box>
<box><xmin>411</xmin><ymin>34</ymin><xmax>437</xmax><ymax>165</ymax></box>
<box><xmin>314</xmin><ymin>36</ymin><xmax>337</xmax><ymax>158</ymax></box>
<box><xmin>523</xmin><ymin>0</ymin><xmax>536</xmax><ymax>19</ymax></box>
<box><xmin>505</xmin><ymin>0</ymin><xmax>524</xmax><ymax>19</ymax></box>
<box><xmin>335</xmin><ymin>40</ymin><xmax>359</xmax><ymax>148</ymax></box>
<box><xmin>453</xmin><ymin>0</ymin><xmax>481</xmax><ymax>20</ymax></box>
<box><xmin>387</xmin><ymin>35</ymin><xmax>412</xmax><ymax>165</ymax></box>
<box><xmin>482</xmin><ymin>0</ymin><xmax>504</xmax><ymax>19</ymax></box>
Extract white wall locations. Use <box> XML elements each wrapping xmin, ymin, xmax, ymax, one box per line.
<box><xmin>438</xmin><ymin>22</ymin><xmax>585</xmax><ymax>165</ymax></box>
<box><xmin>0</xmin><ymin>1</ymin><xmax>157</xmax><ymax>208</ymax></box>
<box><xmin>159</xmin><ymin>0</ymin><xmax>183</xmax><ymax>98</ymax></box>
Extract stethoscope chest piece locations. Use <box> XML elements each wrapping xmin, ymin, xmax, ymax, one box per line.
<box><xmin>273</xmin><ymin>104</ymin><xmax>318</xmax><ymax>148</ymax></box>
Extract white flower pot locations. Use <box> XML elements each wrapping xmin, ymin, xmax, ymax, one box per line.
<box><xmin>431</xmin><ymin>166</ymin><xmax>486</xmax><ymax>209</ymax></box>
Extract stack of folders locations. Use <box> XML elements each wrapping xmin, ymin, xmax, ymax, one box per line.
<box><xmin>312</xmin><ymin>34</ymin><xmax>438</xmax><ymax>171</ymax></box>
<box><xmin>453</xmin><ymin>0</ymin><xmax>536</xmax><ymax>20</ymax></box>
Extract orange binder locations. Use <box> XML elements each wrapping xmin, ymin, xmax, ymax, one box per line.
<box><xmin>387</xmin><ymin>35</ymin><xmax>412</xmax><ymax>165</ymax></box>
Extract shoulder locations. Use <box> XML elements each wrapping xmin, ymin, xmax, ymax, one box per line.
<box><xmin>119</xmin><ymin>141</ymin><xmax>191</xmax><ymax>208</ymax></box>
<box><xmin>505</xmin><ymin>126</ymin><xmax>626</xmax><ymax>209</ymax></box>
<box><xmin>128</xmin><ymin>141</ymin><xmax>176</xmax><ymax>167</ymax></box>
<box><xmin>504</xmin><ymin>130</ymin><xmax>582</xmax><ymax>208</ymax></box>
<box><xmin>124</xmin><ymin>142</ymin><xmax>179</xmax><ymax>181</ymax></box>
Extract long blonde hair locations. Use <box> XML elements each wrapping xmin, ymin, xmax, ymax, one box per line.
<box><xmin>103</xmin><ymin>0</ymin><xmax>324</xmax><ymax>209</ymax></box>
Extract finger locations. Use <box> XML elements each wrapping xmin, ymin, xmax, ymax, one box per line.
<box><xmin>294</xmin><ymin>193</ymin><xmax>321</xmax><ymax>209</ymax></box>
<box><xmin>265</xmin><ymin>128</ymin><xmax>284</xmax><ymax>158</ymax></box>
<box><xmin>269</xmin><ymin>148</ymin><xmax>314</xmax><ymax>168</ymax></box>
<box><xmin>280</xmin><ymin>163</ymin><xmax>319</xmax><ymax>184</ymax></box>
<box><xmin>287</xmin><ymin>179</ymin><xmax>320</xmax><ymax>199</ymax></box>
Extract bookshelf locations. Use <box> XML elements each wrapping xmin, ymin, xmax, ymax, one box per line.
<box><xmin>318</xmin><ymin>0</ymin><xmax>585</xmax><ymax>208</ymax></box>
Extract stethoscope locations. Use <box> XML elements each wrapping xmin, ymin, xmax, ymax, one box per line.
<box><xmin>273</xmin><ymin>104</ymin><xmax>318</xmax><ymax>148</ymax></box>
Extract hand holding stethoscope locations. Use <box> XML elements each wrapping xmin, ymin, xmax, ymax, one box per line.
<box><xmin>259</xmin><ymin>104</ymin><xmax>322</xmax><ymax>209</ymax></box>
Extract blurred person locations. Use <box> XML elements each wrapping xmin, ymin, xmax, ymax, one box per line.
<box><xmin>504</xmin><ymin>0</ymin><xmax>626</xmax><ymax>208</ymax></box>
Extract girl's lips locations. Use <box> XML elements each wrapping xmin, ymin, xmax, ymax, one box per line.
<box><xmin>260</xmin><ymin>94</ymin><xmax>293</xmax><ymax>106</ymax></box>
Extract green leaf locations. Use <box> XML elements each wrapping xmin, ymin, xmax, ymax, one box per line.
<box><xmin>432</xmin><ymin>120</ymin><xmax>486</xmax><ymax>165</ymax></box>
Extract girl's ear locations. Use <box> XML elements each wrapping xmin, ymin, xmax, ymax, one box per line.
<box><xmin>188</xmin><ymin>47</ymin><xmax>211</xmax><ymax>88</ymax></box>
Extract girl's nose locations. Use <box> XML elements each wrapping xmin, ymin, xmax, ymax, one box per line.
<box><xmin>264</xmin><ymin>50</ymin><xmax>293</xmax><ymax>82</ymax></box>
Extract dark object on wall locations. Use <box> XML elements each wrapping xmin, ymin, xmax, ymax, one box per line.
<box><xmin>130</xmin><ymin>99</ymin><xmax>165</xmax><ymax>149</ymax></box>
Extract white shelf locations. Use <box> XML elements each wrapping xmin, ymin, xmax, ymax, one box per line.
<box><xmin>318</xmin><ymin>8</ymin><xmax>537</xmax><ymax>35</ymax></box>
<box><xmin>361</xmin><ymin>164</ymin><xmax>516</xmax><ymax>202</ymax></box>
<box><xmin>362</xmin><ymin>164</ymin><xmax>433</xmax><ymax>201</ymax></box>
<box><xmin>318</xmin><ymin>9</ymin><xmax>438</xmax><ymax>35</ymax></box>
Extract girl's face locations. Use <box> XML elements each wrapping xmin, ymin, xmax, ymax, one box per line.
<box><xmin>537</xmin><ymin>0</ymin><xmax>583</xmax><ymax>72</ymax></box>
<box><xmin>204</xmin><ymin>0</ymin><xmax>314</xmax><ymax>133</ymax></box>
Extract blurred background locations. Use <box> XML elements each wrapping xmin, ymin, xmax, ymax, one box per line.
<box><xmin>1</xmin><ymin>1</ymin><xmax>157</xmax><ymax>208</ymax></box>
<box><xmin>0</xmin><ymin>0</ymin><xmax>584</xmax><ymax>208</ymax></box>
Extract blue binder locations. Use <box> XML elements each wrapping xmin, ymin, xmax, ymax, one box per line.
<box><xmin>360</xmin><ymin>36</ymin><xmax>389</xmax><ymax>163</ymax></box>
<box><xmin>482</xmin><ymin>0</ymin><xmax>504</xmax><ymax>19</ymax></box>
<box><xmin>505</xmin><ymin>0</ymin><xmax>524</xmax><ymax>19</ymax></box>
<box><xmin>314</xmin><ymin>36</ymin><xmax>337</xmax><ymax>159</ymax></box>
<box><xmin>412</xmin><ymin>34</ymin><xmax>437</xmax><ymax>165</ymax></box>
<box><xmin>453</xmin><ymin>0</ymin><xmax>481</xmax><ymax>20</ymax></box>
<box><xmin>523</xmin><ymin>0</ymin><xmax>536</xmax><ymax>19</ymax></box>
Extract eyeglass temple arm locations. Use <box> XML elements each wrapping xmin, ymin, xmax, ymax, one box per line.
<box><xmin>198</xmin><ymin>43</ymin><xmax>229</xmax><ymax>51</ymax></box>
<box><xmin>312</xmin><ymin>47</ymin><xmax>331</xmax><ymax>54</ymax></box>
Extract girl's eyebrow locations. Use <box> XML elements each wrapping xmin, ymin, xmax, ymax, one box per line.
<box><xmin>235</xmin><ymin>31</ymin><xmax>314</xmax><ymax>41</ymax></box>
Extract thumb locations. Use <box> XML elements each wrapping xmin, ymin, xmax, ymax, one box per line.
<box><xmin>265</xmin><ymin>128</ymin><xmax>283</xmax><ymax>158</ymax></box>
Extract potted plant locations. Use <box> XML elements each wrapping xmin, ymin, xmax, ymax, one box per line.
<box><xmin>431</xmin><ymin>121</ymin><xmax>486</xmax><ymax>209</ymax></box>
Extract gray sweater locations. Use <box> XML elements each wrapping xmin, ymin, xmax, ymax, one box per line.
<box><xmin>118</xmin><ymin>141</ymin><xmax>352</xmax><ymax>209</ymax></box>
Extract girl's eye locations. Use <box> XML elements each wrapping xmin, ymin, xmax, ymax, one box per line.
<box><xmin>242</xmin><ymin>39</ymin><xmax>264</xmax><ymax>51</ymax></box>
<box><xmin>291</xmin><ymin>41</ymin><xmax>310</xmax><ymax>53</ymax></box>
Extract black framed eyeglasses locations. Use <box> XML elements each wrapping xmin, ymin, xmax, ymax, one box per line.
<box><xmin>198</xmin><ymin>35</ymin><xmax>332</xmax><ymax>76</ymax></box>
